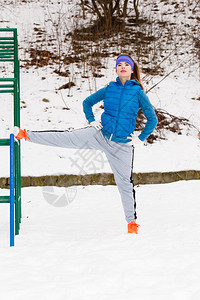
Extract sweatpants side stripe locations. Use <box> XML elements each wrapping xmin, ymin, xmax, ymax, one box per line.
<box><xmin>30</xmin><ymin>126</ymin><xmax>89</xmax><ymax>133</ymax></box>
<box><xmin>130</xmin><ymin>146</ymin><xmax>137</xmax><ymax>220</ymax></box>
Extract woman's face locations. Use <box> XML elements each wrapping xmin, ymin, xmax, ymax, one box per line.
<box><xmin>116</xmin><ymin>61</ymin><xmax>133</xmax><ymax>80</ymax></box>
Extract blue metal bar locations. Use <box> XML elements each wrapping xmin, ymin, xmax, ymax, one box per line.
<box><xmin>10</xmin><ymin>133</ymin><xmax>15</xmax><ymax>247</ymax></box>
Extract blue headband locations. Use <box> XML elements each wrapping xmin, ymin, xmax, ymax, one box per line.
<box><xmin>116</xmin><ymin>56</ymin><xmax>134</xmax><ymax>70</ymax></box>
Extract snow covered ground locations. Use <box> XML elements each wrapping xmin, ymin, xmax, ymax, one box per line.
<box><xmin>0</xmin><ymin>180</ymin><xmax>200</xmax><ymax>299</ymax></box>
<box><xmin>0</xmin><ymin>0</ymin><xmax>200</xmax><ymax>177</ymax></box>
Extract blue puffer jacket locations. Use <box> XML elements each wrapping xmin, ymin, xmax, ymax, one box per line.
<box><xmin>83</xmin><ymin>77</ymin><xmax>158</xmax><ymax>143</ymax></box>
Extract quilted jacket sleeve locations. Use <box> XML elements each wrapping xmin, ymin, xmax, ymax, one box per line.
<box><xmin>83</xmin><ymin>87</ymin><xmax>107</xmax><ymax>123</ymax></box>
<box><xmin>138</xmin><ymin>90</ymin><xmax>158</xmax><ymax>141</ymax></box>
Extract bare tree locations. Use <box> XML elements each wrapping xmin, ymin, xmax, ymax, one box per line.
<box><xmin>80</xmin><ymin>0</ymin><xmax>140</xmax><ymax>24</ymax></box>
<box><xmin>81</xmin><ymin>0</ymin><xmax>122</xmax><ymax>28</ymax></box>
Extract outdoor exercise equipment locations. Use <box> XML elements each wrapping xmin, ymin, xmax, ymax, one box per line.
<box><xmin>0</xmin><ymin>28</ymin><xmax>21</xmax><ymax>247</ymax></box>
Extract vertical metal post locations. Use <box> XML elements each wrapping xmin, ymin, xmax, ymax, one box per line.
<box><xmin>10</xmin><ymin>133</ymin><xmax>15</xmax><ymax>247</ymax></box>
<box><xmin>13</xmin><ymin>28</ymin><xmax>21</xmax><ymax>235</ymax></box>
<box><xmin>0</xmin><ymin>28</ymin><xmax>21</xmax><ymax>242</ymax></box>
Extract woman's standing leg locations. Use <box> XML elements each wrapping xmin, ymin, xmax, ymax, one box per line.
<box><xmin>105</xmin><ymin>141</ymin><xmax>137</xmax><ymax>224</ymax></box>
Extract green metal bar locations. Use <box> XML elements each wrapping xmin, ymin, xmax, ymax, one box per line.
<box><xmin>0</xmin><ymin>49</ymin><xmax>14</xmax><ymax>51</ymax></box>
<box><xmin>0</xmin><ymin>51</ymin><xmax>15</xmax><ymax>54</ymax></box>
<box><xmin>0</xmin><ymin>90</ymin><xmax>14</xmax><ymax>93</ymax></box>
<box><xmin>0</xmin><ymin>84</ymin><xmax>14</xmax><ymax>88</ymax></box>
<box><xmin>0</xmin><ymin>52</ymin><xmax>14</xmax><ymax>55</ymax></box>
<box><xmin>0</xmin><ymin>51</ymin><xmax>14</xmax><ymax>54</ymax></box>
<box><xmin>0</xmin><ymin>50</ymin><xmax>14</xmax><ymax>56</ymax></box>
<box><xmin>0</xmin><ymin>56</ymin><xmax>14</xmax><ymax>59</ymax></box>
<box><xmin>0</xmin><ymin>46</ymin><xmax>14</xmax><ymax>49</ymax></box>
<box><xmin>0</xmin><ymin>78</ymin><xmax>15</xmax><ymax>81</ymax></box>
<box><xmin>14</xmin><ymin>35</ymin><xmax>20</xmax><ymax>127</ymax></box>
<box><xmin>0</xmin><ymin>57</ymin><xmax>14</xmax><ymax>60</ymax></box>
<box><xmin>0</xmin><ymin>139</ymin><xmax>10</xmax><ymax>146</ymax></box>
<box><xmin>0</xmin><ymin>196</ymin><xmax>10</xmax><ymax>200</ymax></box>
<box><xmin>0</xmin><ymin>41</ymin><xmax>14</xmax><ymax>44</ymax></box>
<box><xmin>0</xmin><ymin>49</ymin><xmax>14</xmax><ymax>52</ymax></box>
<box><xmin>0</xmin><ymin>58</ymin><xmax>14</xmax><ymax>60</ymax></box>
<box><xmin>0</xmin><ymin>48</ymin><xmax>14</xmax><ymax>51</ymax></box>
<box><xmin>0</xmin><ymin>196</ymin><xmax>10</xmax><ymax>203</ymax></box>
<box><xmin>0</xmin><ymin>37</ymin><xmax>14</xmax><ymax>40</ymax></box>
<box><xmin>0</xmin><ymin>28</ymin><xmax>21</xmax><ymax>236</ymax></box>
<box><xmin>0</xmin><ymin>28</ymin><xmax>17</xmax><ymax>32</ymax></box>
<box><xmin>0</xmin><ymin>59</ymin><xmax>14</xmax><ymax>62</ymax></box>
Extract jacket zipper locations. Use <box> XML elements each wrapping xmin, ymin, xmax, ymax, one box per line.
<box><xmin>113</xmin><ymin>84</ymin><xmax>125</xmax><ymax>136</ymax></box>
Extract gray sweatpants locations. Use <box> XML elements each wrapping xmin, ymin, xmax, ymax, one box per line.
<box><xmin>27</xmin><ymin>127</ymin><xmax>136</xmax><ymax>223</ymax></box>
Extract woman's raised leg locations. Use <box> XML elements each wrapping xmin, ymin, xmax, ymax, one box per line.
<box><xmin>26</xmin><ymin>127</ymin><xmax>105</xmax><ymax>150</ymax></box>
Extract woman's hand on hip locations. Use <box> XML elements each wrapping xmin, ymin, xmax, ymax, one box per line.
<box><xmin>90</xmin><ymin>120</ymin><xmax>103</xmax><ymax>130</ymax></box>
<box><xmin>127</xmin><ymin>133</ymin><xmax>142</xmax><ymax>146</ymax></box>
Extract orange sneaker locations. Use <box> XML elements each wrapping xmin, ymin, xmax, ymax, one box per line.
<box><xmin>128</xmin><ymin>221</ymin><xmax>140</xmax><ymax>234</ymax></box>
<box><xmin>14</xmin><ymin>126</ymin><xmax>31</xmax><ymax>141</ymax></box>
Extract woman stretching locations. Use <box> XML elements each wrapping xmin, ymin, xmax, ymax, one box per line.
<box><xmin>15</xmin><ymin>54</ymin><xmax>158</xmax><ymax>234</ymax></box>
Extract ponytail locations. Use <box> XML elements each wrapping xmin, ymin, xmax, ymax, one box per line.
<box><xmin>131</xmin><ymin>60</ymin><xmax>144</xmax><ymax>90</ymax></box>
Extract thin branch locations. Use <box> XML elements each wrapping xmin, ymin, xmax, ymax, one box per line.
<box><xmin>59</xmin><ymin>90</ymin><xmax>69</xmax><ymax>109</ymax></box>
<box><xmin>91</xmin><ymin>0</ymin><xmax>102</xmax><ymax>19</ymax></box>
<box><xmin>192</xmin><ymin>0</ymin><xmax>200</xmax><ymax>12</ymax></box>
<box><xmin>142</xmin><ymin>50</ymin><xmax>176</xmax><ymax>82</ymax></box>
<box><xmin>112</xmin><ymin>0</ymin><xmax>120</xmax><ymax>15</ymax></box>
<box><xmin>83</xmin><ymin>2</ymin><xmax>98</xmax><ymax>14</ymax></box>
<box><xmin>146</xmin><ymin>58</ymin><xmax>192</xmax><ymax>94</ymax></box>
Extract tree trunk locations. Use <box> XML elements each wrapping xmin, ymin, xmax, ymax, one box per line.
<box><xmin>134</xmin><ymin>0</ymin><xmax>139</xmax><ymax>21</ymax></box>
<box><xmin>92</xmin><ymin>0</ymin><xmax>102</xmax><ymax>19</ymax></box>
<box><xmin>122</xmin><ymin>0</ymin><xmax>129</xmax><ymax>18</ymax></box>
<box><xmin>81</xmin><ymin>0</ymin><xmax>86</xmax><ymax>19</ymax></box>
